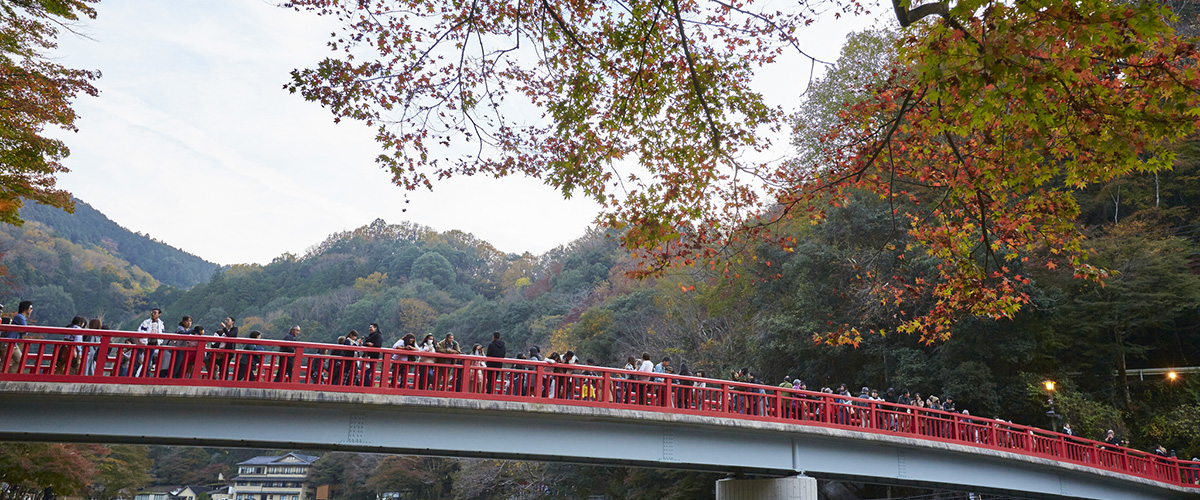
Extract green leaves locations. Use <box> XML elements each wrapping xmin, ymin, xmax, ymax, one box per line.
<box><xmin>289</xmin><ymin>0</ymin><xmax>1200</xmax><ymax>344</ymax></box>
<box><xmin>0</xmin><ymin>0</ymin><xmax>99</xmax><ymax>224</ymax></box>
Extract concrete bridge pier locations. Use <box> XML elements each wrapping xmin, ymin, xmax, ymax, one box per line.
<box><xmin>716</xmin><ymin>475</ymin><xmax>817</xmax><ymax>500</ymax></box>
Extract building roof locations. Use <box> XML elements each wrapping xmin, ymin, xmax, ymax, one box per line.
<box><xmin>135</xmin><ymin>486</ymin><xmax>208</xmax><ymax>496</ymax></box>
<box><xmin>136</xmin><ymin>486</ymin><xmax>179</xmax><ymax>495</ymax></box>
<box><xmin>237</xmin><ymin>452</ymin><xmax>320</xmax><ymax>466</ymax></box>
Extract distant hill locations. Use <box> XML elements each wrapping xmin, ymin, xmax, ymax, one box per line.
<box><xmin>19</xmin><ymin>199</ymin><xmax>218</xmax><ymax>289</ymax></box>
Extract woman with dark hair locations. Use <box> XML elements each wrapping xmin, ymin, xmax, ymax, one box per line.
<box><xmin>467</xmin><ymin>343</ymin><xmax>486</xmax><ymax>393</ymax></box>
<box><xmin>82</xmin><ymin>318</ymin><xmax>102</xmax><ymax>376</ymax></box>
<box><xmin>542</xmin><ymin>352</ymin><xmax>561</xmax><ymax>398</ymax></box>
<box><xmin>387</xmin><ymin>333</ymin><xmax>417</xmax><ymax>388</ymax></box>
<box><xmin>54</xmin><ymin>316</ymin><xmax>87</xmax><ymax>375</ymax></box>
<box><xmin>675</xmin><ymin>362</ymin><xmax>693</xmax><ymax>409</ymax></box>
<box><xmin>616</xmin><ymin>356</ymin><xmax>637</xmax><ymax>404</ymax></box>
<box><xmin>169</xmin><ymin>316</ymin><xmax>198</xmax><ymax>378</ymax></box>
<box><xmin>635</xmin><ymin>352</ymin><xmax>654</xmax><ymax>405</ymax></box>
<box><xmin>557</xmin><ymin>350</ymin><xmax>578</xmax><ymax>399</ymax></box>
<box><xmin>416</xmin><ymin>333</ymin><xmax>437</xmax><ymax>389</ymax></box>
<box><xmin>237</xmin><ymin>331</ymin><xmax>266</xmax><ymax>381</ymax></box>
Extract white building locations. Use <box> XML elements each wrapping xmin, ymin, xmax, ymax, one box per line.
<box><xmin>231</xmin><ymin>453</ymin><xmax>319</xmax><ymax>500</ymax></box>
<box><xmin>209</xmin><ymin>485</ymin><xmax>235</xmax><ymax>500</ymax></box>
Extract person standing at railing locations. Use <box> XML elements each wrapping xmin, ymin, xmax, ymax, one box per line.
<box><xmin>559</xmin><ymin>350</ymin><xmax>579</xmax><ymax>399</ymax></box>
<box><xmin>133</xmin><ymin>308</ymin><xmax>164</xmax><ymax>378</ymax></box>
<box><xmin>651</xmin><ymin>356</ymin><xmax>670</xmax><ymax>406</ymax></box>
<box><xmin>360</xmin><ymin>323</ymin><xmax>384</xmax><ymax>387</ymax></box>
<box><xmin>341</xmin><ymin>330</ymin><xmax>362</xmax><ymax>385</ymax></box>
<box><xmin>53</xmin><ymin>316</ymin><xmax>86</xmax><ymax>375</ymax></box>
<box><xmin>580</xmin><ymin>358</ymin><xmax>599</xmax><ymax>401</ymax></box>
<box><xmin>3</xmin><ymin>301</ymin><xmax>31</xmax><ymax>374</ymax></box>
<box><xmin>4</xmin><ymin>298</ymin><xmax>33</xmax><ymax>371</ymax></box>
<box><xmin>468</xmin><ymin>344</ymin><xmax>486</xmax><ymax>393</ymax></box>
<box><xmin>416</xmin><ymin>334</ymin><xmax>437</xmax><ymax>389</ymax></box>
<box><xmin>166</xmin><ymin>317</ymin><xmax>198</xmax><ymax>378</ymax></box>
<box><xmin>333</xmin><ymin>332</ymin><xmax>352</xmax><ymax>385</ymax></box>
<box><xmin>542</xmin><ymin>352</ymin><xmax>560</xmax><ymax>397</ymax></box>
<box><xmin>484</xmin><ymin>331</ymin><xmax>505</xmax><ymax>394</ymax></box>
<box><xmin>636</xmin><ymin>353</ymin><xmax>654</xmax><ymax>405</ymax></box>
<box><xmin>941</xmin><ymin>395</ymin><xmax>958</xmax><ymax>439</ymax></box>
<box><xmin>116</xmin><ymin>338</ymin><xmax>135</xmax><ymax>376</ymax></box>
<box><xmin>237</xmin><ymin>331</ymin><xmax>266</xmax><ymax>381</ymax></box>
<box><xmin>615</xmin><ymin>356</ymin><xmax>636</xmax><ymax>404</ymax></box>
<box><xmin>388</xmin><ymin>333</ymin><xmax>416</xmax><ymax>388</ymax></box>
<box><xmin>853</xmin><ymin>387</ymin><xmax>871</xmax><ymax>427</ymax></box>
<box><xmin>273</xmin><ymin>325</ymin><xmax>300</xmax><ymax>383</ymax></box>
<box><xmin>675</xmin><ymin>362</ymin><xmax>693</xmax><ymax>409</ymax></box>
<box><xmin>1100</xmin><ymin>428</ymin><xmax>1122</xmax><ymax>468</ymax></box>
<box><xmin>436</xmin><ymin>332</ymin><xmax>462</xmax><ymax>391</ymax></box>
<box><xmin>82</xmin><ymin>318</ymin><xmax>102</xmax><ymax>376</ymax></box>
<box><xmin>211</xmin><ymin>317</ymin><xmax>238</xmax><ymax>380</ymax></box>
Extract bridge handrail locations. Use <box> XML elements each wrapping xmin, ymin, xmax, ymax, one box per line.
<box><xmin>1</xmin><ymin>324</ymin><xmax>1197</xmax><ymax>489</ymax></box>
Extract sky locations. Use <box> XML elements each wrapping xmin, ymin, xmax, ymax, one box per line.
<box><xmin>49</xmin><ymin>0</ymin><xmax>885</xmax><ymax>266</ymax></box>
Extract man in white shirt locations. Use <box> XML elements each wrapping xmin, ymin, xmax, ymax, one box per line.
<box><xmin>134</xmin><ymin>308</ymin><xmax>165</xmax><ymax>377</ymax></box>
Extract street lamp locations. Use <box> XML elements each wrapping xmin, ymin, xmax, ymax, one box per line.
<box><xmin>1167</xmin><ymin>371</ymin><xmax>1178</xmax><ymax>381</ymax></box>
<box><xmin>1044</xmin><ymin>379</ymin><xmax>1060</xmax><ymax>431</ymax></box>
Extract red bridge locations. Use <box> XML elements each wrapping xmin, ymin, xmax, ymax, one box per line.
<box><xmin>0</xmin><ymin>325</ymin><xmax>1196</xmax><ymax>500</ymax></box>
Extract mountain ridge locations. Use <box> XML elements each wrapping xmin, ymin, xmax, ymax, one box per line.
<box><xmin>17</xmin><ymin>199</ymin><xmax>219</xmax><ymax>289</ymax></box>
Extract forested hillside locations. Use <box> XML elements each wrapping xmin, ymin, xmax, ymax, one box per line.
<box><xmin>18</xmin><ymin>199</ymin><xmax>217</xmax><ymax>288</ymax></box>
<box><xmin>0</xmin><ymin>199</ymin><xmax>217</xmax><ymax>326</ymax></box>
<box><xmin>0</xmin><ymin>219</ymin><xmax>163</xmax><ymax>325</ymax></box>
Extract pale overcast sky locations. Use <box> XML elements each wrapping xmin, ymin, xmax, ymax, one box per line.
<box><xmin>49</xmin><ymin>0</ymin><xmax>884</xmax><ymax>266</ymax></box>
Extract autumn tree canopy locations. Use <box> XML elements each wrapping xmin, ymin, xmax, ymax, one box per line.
<box><xmin>286</xmin><ymin>0</ymin><xmax>1200</xmax><ymax>342</ymax></box>
<box><xmin>0</xmin><ymin>0</ymin><xmax>99</xmax><ymax>224</ymax></box>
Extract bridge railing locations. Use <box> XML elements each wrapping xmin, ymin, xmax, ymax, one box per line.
<box><xmin>1</xmin><ymin>324</ymin><xmax>1197</xmax><ymax>489</ymax></box>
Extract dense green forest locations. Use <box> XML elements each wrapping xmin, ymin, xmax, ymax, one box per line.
<box><xmin>18</xmin><ymin>200</ymin><xmax>217</xmax><ymax>288</ymax></box>
<box><xmin>0</xmin><ymin>200</ymin><xmax>216</xmax><ymax>326</ymax></box>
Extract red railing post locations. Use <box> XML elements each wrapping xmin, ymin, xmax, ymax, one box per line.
<box><xmin>600</xmin><ymin>372</ymin><xmax>610</xmax><ymax>403</ymax></box>
<box><xmin>533</xmin><ymin>364</ymin><xmax>544</xmax><ymax>399</ymax></box>
<box><xmin>96</xmin><ymin>335</ymin><xmax>111</xmax><ymax>376</ymax></box>
<box><xmin>191</xmin><ymin>341</ymin><xmax>206</xmax><ymax>380</ymax></box>
<box><xmin>381</xmin><ymin>353</ymin><xmax>393</xmax><ymax>389</ymax></box>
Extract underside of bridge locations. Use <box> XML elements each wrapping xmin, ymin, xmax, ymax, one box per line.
<box><xmin>0</xmin><ymin>382</ymin><xmax>1192</xmax><ymax>500</ymax></box>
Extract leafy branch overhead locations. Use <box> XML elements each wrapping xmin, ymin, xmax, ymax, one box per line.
<box><xmin>286</xmin><ymin>0</ymin><xmax>1200</xmax><ymax>343</ymax></box>
<box><xmin>0</xmin><ymin>0</ymin><xmax>100</xmax><ymax>224</ymax></box>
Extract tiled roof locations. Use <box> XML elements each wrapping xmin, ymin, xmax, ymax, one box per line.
<box><xmin>237</xmin><ymin>452</ymin><xmax>319</xmax><ymax>466</ymax></box>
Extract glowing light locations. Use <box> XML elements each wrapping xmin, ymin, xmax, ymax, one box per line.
<box><xmin>1044</xmin><ymin>380</ymin><xmax>1056</xmax><ymax>392</ymax></box>
<box><xmin>1167</xmin><ymin>371</ymin><xmax>1178</xmax><ymax>381</ymax></box>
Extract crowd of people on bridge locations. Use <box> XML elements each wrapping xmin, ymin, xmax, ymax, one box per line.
<box><xmin>2</xmin><ymin>300</ymin><xmax>1199</xmax><ymax>475</ymax></box>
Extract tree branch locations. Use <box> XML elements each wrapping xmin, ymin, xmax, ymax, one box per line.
<box><xmin>670</xmin><ymin>0</ymin><xmax>722</xmax><ymax>152</ymax></box>
<box><xmin>892</xmin><ymin>0</ymin><xmax>949</xmax><ymax>28</ymax></box>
